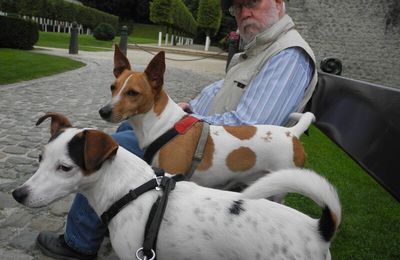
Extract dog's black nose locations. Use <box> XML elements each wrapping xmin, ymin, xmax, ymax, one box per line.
<box><xmin>12</xmin><ymin>187</ymin><xmax>29</xmax><ymax>204</ymax></box>
<box><xmin>99</xmin><ymin>106</ymin><xmax>112</xmax><ymax>119</ymax></box>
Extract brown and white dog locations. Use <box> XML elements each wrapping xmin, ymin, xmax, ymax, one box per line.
<box><xmin>99</xmin><ymin>46</ymin><xmax>315</xmax><ymax>189</ymax></box>
<box><xmin>12</xmin><ymin>113</ymin><xmax>341</xmax><ymax>260</ymax></box>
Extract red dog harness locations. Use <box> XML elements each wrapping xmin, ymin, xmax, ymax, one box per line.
<box><xmin>174</xmin><ymin>115</ymin><xmax>200</xmax><ymax>134</ymax></box>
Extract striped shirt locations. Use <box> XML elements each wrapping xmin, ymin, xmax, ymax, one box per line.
<box><xmin>189</xmin><ymin>47</ymin><xmax>313</xmax><ymax>126</ymax></box>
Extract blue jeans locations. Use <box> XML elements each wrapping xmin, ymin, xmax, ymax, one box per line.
<box><xmin>64</xmin><ymin>121</ymin><xmax>143</xmax><ymax>254</ymax></box>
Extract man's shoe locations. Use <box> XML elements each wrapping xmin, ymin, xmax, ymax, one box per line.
<box><xmin>36</xmin><ymin>231</ymin><xmax>97</xmax><ymax>260</ymax></box>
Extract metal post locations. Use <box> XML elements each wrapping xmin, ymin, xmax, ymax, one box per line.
<box><xmin>69</xmin><ymin>21</ymin><xmax>78</xmax><ymax>54</ymax></box>
<box><xmin>119</xmin><ymin>25</ymin><xmax>128</xmax><ymax>56</ymax></box>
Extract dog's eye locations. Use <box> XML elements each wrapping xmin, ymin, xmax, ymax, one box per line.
<box><xmin>126</xmin><ymin>90</ymin><xmax>139</xmax><ymax>97</ymax></box>
<box><xmin>38</xmin><ymin>154</ymin><xmax>42</xmax><ymax>162</ymax></box>
<box><xmin>57</xmin><ymin>165</ymin><xmax>72</xmax><ymax>172</ymax></box>
<box><xmin>110</xmin><ymin>84</ymin><xmax>116</xmax><ymax>91</ymax></box>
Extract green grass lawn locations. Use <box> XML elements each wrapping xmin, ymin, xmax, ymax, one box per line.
<box><xmin>0</xmin><ymin>48</ymin><xmax>85</xmax><ymax>85</ymax></box>
<box><xmin>291</xmin><ymin>126</ymin><xmax>400</xmax><ymax>259</ymax></box>
<box><xmin>37</xmin><ymin>31</ymin><xmax>116</xmax><ymax>51</ymax></box>
<box><xmin>129</xmin><ymin>23</ymin><xmax>166</xmax><ymax>40</ymax></box>
<box><xmin>1</xmin><ymin>23</ymin><xmax>162</xmax><ymax>84</ymax></box>
<box><xmin>37</xmin><ymin>23</ymin><xmax>160</xmax><ymax>51</ymax></box>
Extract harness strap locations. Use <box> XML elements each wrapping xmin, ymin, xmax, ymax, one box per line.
<box><xmin>143</xmin><ymin>128</ymin><xmax>178</xmax><ymax>165</ymax></box>
<box><xmin>143</xmin><ymin>116</ymin><xmax>209</xmax><ymax>182</ymax></box>
<box><xmin>185</xmin><ymin>122</ymin><xmax>210</xmax><ymax>180</ymax></box>
<box><xmin>100</xmin><ymin>167</ymin><xmax>165</xmax><ymax>226</ymax></box>
<box><xmin>143</xmin><ymin>116</ymin><xmax>201</xmax><ymax>165</ymax></box>
<box><xmin>142</xmin><ymin>176</ymin><xmax>176</xmax><ymax>258</ymax></box>
<box><xmin>100</xmin><ymin>167</ymin><xmax>181</xmax><ymax>260</ymax></box>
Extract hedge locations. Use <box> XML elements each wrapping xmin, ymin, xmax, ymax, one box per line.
<box><xmin>0</xmin><ymin>0</ymin><xmax>118</xmax><ymax>30</ymax></box>
<box><xmin>172</xmin><ymin>0</ymin><xmax>197</xmax><ymax>36</ymax></box>
<box><xmin>150</xmin><ymin>0</ymin><xmax>197</xmax><ymax>37</ymax></box>
<box><xmin>149</xmin><ymin>0</ymin><xmax>173</xmax><ymax>28</ymax></box>
<box><xmin>0</xmin><ymin>15</ymin><xmax>39</xmax><ymax>49</ymax></box>
<box><xmin>197</xmin><ymin>0</ymin><xmax>222</xmax><ymax>37</ymax></box>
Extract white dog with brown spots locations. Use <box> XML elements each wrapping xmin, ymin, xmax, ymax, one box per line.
<box><xmin>99</xmin><ymin>46</ymin><xmax>316</xmax><ymax>190</ymax></box>
<box><xmin>13</xmin><ymin>113</ymin><xmax>341</xmax><ymax>260</ymax></box>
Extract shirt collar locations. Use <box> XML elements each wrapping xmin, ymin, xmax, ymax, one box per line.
<box><xmin>243</xmin><ymin>15</ymin><xmax>295</xmax><ymax>55</ymax></box>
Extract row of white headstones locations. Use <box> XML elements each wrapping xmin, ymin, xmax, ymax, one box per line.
<box><xmin>157</xmin><ymin>32</ymin><xmax>195</xmax><ymax>48</ymax></box>
<box><xmin>0</xmin><ymin>11</ymin><xmax>90</xmax><ymax>35</ymax></box>
<box><xmin>0</xmin><ymin>10</ymin><xmax>211</xmax><ymax>50</ymax></box>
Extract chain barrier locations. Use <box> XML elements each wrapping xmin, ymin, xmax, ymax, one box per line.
<box><xmin>131</xmin><ymin>42</ymin><xmax>227</xmax><ymax>62</ymax></box>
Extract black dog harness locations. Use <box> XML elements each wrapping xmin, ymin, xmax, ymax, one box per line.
<box><xmin>101</xmin><ymin>168</ymin><xmax>184</xmax><ymax>260</ymax></box>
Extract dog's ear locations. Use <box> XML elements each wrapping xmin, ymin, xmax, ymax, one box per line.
<box><xmin>82</xmin><ymin>130</ymin><xmax>119</xmax><ymax>173</ymax></box>
<box><xmin>36</xmin><ymin>112</ymin><xmax>72</xmax><ymax>138</ymax></box>
<box><xmin>144</xmin><ymin>51</ymin><xmax>165</xmax><ymax>92</ymax></box>
<box><xmin>114</xmin><ymin>44</ymin><xmax>131</xmax><ymax>78</ymax></box>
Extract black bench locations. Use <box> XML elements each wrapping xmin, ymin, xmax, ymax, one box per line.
<box><xmin>309</xmin><ymin>71</ymin><xmax>400</xmax><ymax>202</ymax></box>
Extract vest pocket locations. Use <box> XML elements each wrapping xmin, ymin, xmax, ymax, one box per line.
<box><xmin>234</xmin><ymin>80</ymin><xmax>247</xmax><ymax>89</ymax></box>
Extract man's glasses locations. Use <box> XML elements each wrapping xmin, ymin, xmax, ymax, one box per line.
<box><xmin>229</xmin><ymin>0</ymin><xmax>262</xmax><ymax>17</ymax></box>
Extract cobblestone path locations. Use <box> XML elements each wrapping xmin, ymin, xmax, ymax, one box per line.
<box><xmin>0</xmin><ymin>48</ymin><xmax>225</xmax><ymax>259</ymax></box>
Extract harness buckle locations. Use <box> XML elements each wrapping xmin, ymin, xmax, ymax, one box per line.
<box><xmin>154</xmin><ymin>175</ymin><xmax>163</xmax><ymax>191</ymax></box>
<box><xmin>136</xmin><ymin>247</ymin><xmax>155</xmax><ymax>260</ymax></box>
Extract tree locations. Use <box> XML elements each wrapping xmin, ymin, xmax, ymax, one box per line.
<box><xmin>197</xmin><ymin>0</ymin><xmax>221</xmax><ymax>37</ymax></box>
<box><xmin>149</xmin><ymin>0</ymin><xmax>173</xmax><ymax>33</ymax></box>
<box><xmin>183</xmin><ymin>0</ymin><xmax>199</xmax><ymax>17</ymax></box>
<box><xmin>172</xmin><ymin>0</ymin><xmax>197</xmax><ymax>36</ymax></box>
<box><xmin>79</xmin><ymin>0</ymin><xmax>149</xmax><ymax>23</ymax></box>
<box><xmin>215</xmin><ymin>13</ymin><xmax>237</xmax><ymax>40</ymax></box>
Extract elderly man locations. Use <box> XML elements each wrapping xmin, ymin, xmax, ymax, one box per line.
<box><xmin>36</xmin><ymin>0</ymin><xmax>317</xmax><ymax>259</ymax></box>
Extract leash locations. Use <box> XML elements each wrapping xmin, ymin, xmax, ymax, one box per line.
<box><xmin>143</xmin><ymin>116</ymin><xmax>209</xmax><ymax>181</ymax></box>
<box><xmin>131</xmin><ymin>42</ymin><xmax>227</xmax><ymax>62</ymax></box>
<box><xmin>101</xmin><ymin>168</ymin><xmax>180</xmax><ymax>260</ymax></box>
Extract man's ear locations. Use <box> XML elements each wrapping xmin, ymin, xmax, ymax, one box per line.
<box><xmin>114</xmin><ymin>44</ymin><xmax>131</xmax><ymax>78</ymax></box>
<box><xmin>82</xmin><ymin>130</ymin><xmax>119</xmax><ymax>173</ymax></box>
<box><xmin>36</xmin><ymin>112</ymin><xmax>72</xmax><ymax>138</ymax></box>
<box><xmin>276</xmin><ymin>0</ymin><xmax>285</xmax><ymax>17</ymax></box>
<box><xmin>144</xmin><ymin>51</ymin><xmax>165</xmax><ymax>92</ymax></box>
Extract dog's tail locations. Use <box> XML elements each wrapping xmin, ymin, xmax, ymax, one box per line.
<box><xmin>288</xmin><ymin>112</ymin><xmax>315</xmax><ymax>137</ymax></box>
<box><xmin>241</xmin><ymin>169</ymin><xmax>341</xmax><ymax>242</ymax></box>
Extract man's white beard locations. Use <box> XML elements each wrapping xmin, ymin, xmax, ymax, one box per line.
<box><xmin>240</xmin><ymin>19</ymin><xmax>264</xmax><ymax>44</ymax></box>
<box><xmin>240</xmin><ymin>6</ymin><xmax>280</xmax><ymax>45</ymax></box>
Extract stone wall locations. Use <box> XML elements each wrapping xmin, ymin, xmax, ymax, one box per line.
<box><xmin>286</xmin><ymin>0</ymin><xmax>400</xmax><ymax>88</ymax></box>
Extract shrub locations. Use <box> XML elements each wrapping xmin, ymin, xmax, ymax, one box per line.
<box><xmin>0</xmin><ymin>15</ymin><xmax>39</xmax><ymax>49</ymax></box>
<box><xmin>93</xmin><ymin>23</ymin><xmax>115</xmax><ymax>41</ymax></box>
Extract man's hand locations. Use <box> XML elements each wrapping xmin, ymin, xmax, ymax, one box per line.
<box><xmin>178</xmin><ymin>102</ymin><xmax>193</xmax><ymax>113</ymax></box>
